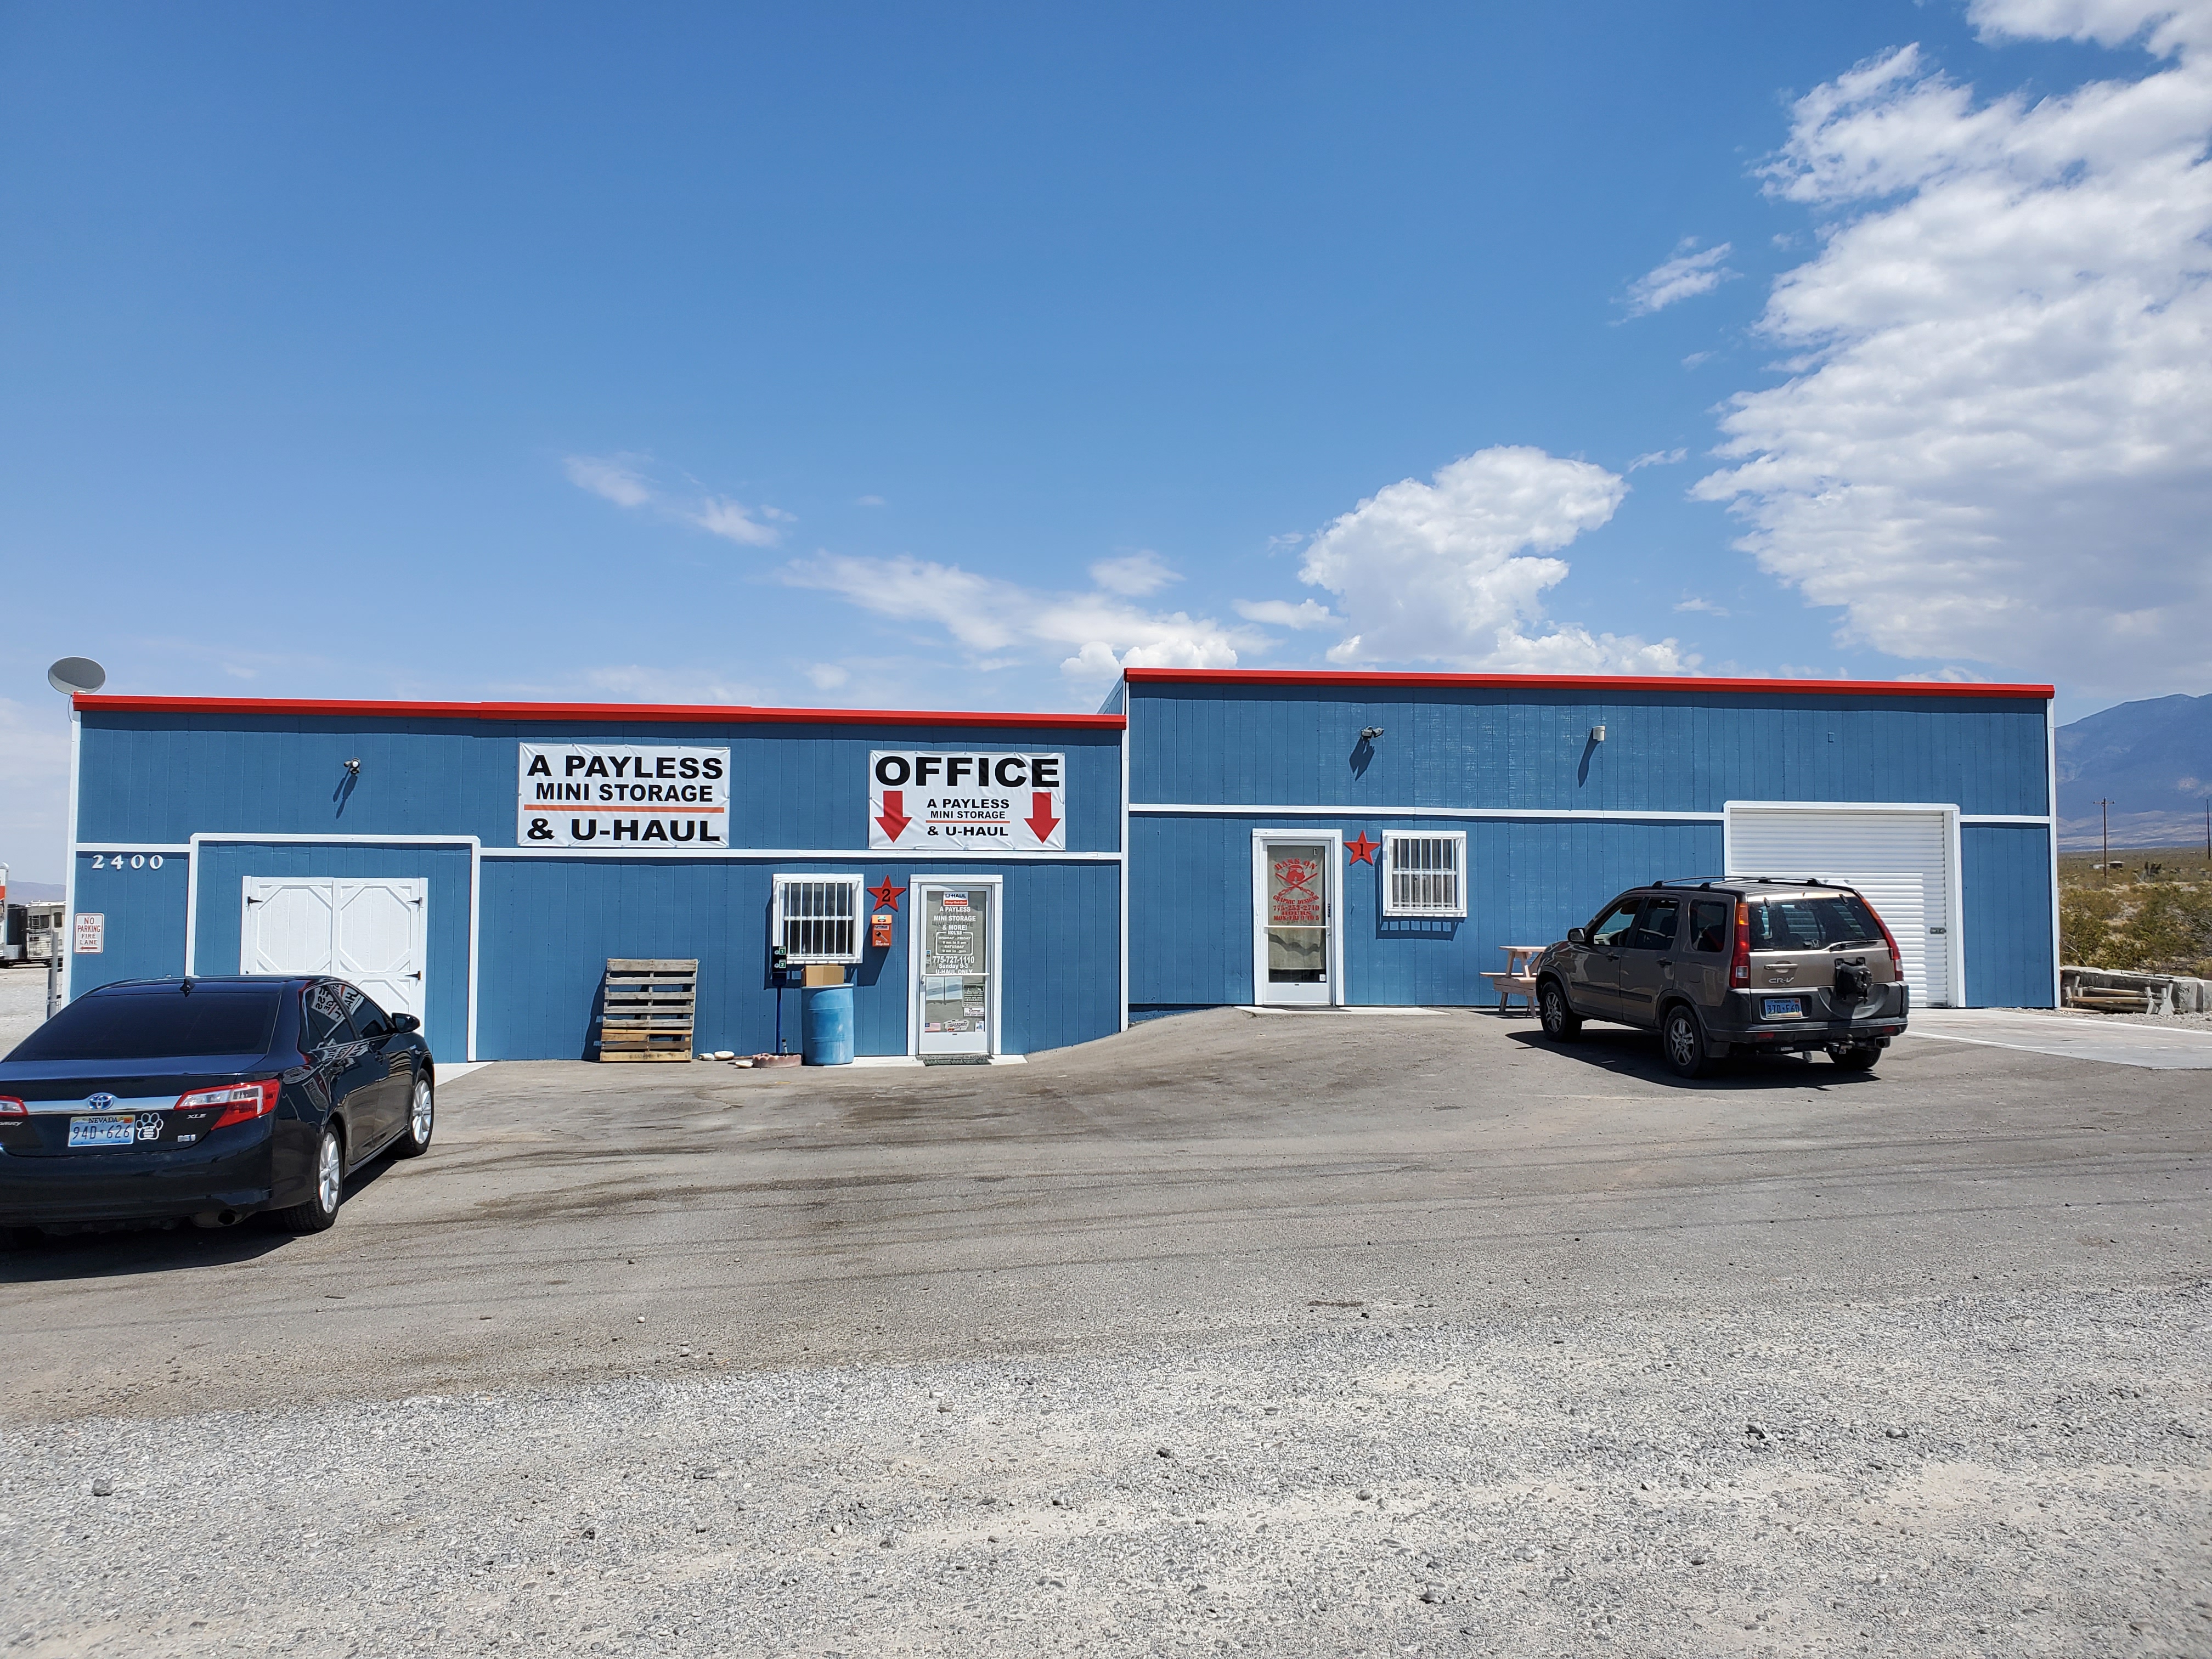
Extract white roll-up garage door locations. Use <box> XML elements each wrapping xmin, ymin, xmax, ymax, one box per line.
<box><xmin>1724</xmin><ymin>805</ymin><xmax>1958</xmax><ymax>1006</ymax></box>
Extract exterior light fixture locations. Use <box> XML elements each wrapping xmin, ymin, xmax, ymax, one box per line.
<box><xmin>1589</xmin><ymin>725</ymin><xmax>1606</xmax><ymax>743</ymax></box>
<box><xmin>345</xmin><ymin>758</ymin><xmax>362</xmax><ymax>775</ymax></box>
<box><xmin>1360</xmin><ymin>726</ymin><xmax>1385</xmax><ymax>741</ymax></box>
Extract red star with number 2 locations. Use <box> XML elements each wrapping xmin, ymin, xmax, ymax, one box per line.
<box><xmin>867</xmin><ymin>879</ymin><xmax>907</xmax><ymax>910</ymax></box>
<box><xmin>1345</xmin><ymin>833</ymin><xmax>1379</xmax><ymax>865</ymax></box>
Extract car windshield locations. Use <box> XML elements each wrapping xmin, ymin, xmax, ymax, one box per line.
<box><xmin>1748</xmin><ymin>895</ymin><xmax>1886</xmax><ymax>951</ymax></box>
<box><xmin>7</xmin><ymin>984</ymin><xmax>284</xmax><ymax>1062</ymax></box>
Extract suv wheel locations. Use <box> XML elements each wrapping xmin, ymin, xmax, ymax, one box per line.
<box><xmin>1539</xmin><ymin>982</ymin><xmax>1582</xmax><ymax>1041</ymax></box>
<box><xmin>1661</xmin><ymin>1005</ymin><xmax>1708</xmax><ymax>1079</ymax></box>
<box><xmin>1827</xmin><ymin>1043</ymin><xmax>1880</xmax><ymax>1070</ymax></box>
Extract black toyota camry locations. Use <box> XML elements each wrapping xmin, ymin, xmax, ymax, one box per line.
<box><xmin>0</xmin><ymin>976</ymin><xmax>435</xmax><ymax>1236</ymax></box>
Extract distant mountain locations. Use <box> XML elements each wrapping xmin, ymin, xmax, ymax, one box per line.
<box><xmin>2056</xmin><ymin>692</ymin><xmax>2212</xmax><ymax>850</ymax></box>
<box><xmin>2</xmin><ymin>881</ymin><xmax>64</xmax><ymax>903</ymax></box>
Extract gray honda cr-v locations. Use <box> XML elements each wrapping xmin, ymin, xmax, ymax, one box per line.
<box><xmin>1531</xmin><ymin>877</ymin><xmax>1910</xmax><ymax>1078</ymax></box>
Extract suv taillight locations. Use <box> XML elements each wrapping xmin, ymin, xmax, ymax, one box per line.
<box><xmin>1730</xmin><ymin>901</ymin><xmax>1752</xmax><ymax>987</ymax></box>
<box><xmin>1869</xmin><ymin>902</ymin><xmax>1904</xmax><ymax>978</ymax></box>
<box><xmin>177</xmin><ymin>1079</ymin><xmax>280</xmax><ymax>1129</ymax></box>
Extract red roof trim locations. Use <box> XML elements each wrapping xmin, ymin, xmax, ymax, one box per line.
<box><xmin>1120</xmin><ymin>668</ymin><xmax>2054</xmax><ymax>700</ymax></box>
<box><xmin>72</xmin><ymin>695</ymin><xmax>1126</xmax><ymax>730</ymax></box>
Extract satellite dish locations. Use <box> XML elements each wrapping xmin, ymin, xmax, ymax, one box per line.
<box><xmin>47</xmin><ymin>657</ymin><xmax>107</xmax><ymax>696</ymax></box>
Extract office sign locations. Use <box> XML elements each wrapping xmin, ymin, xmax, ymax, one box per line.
<box><xmin>517</xmin><ymin>743</ymin><xmax>731</xmax><ymax>848</ymax></box>
<box><xmin>868</xmin><ymin>751</ymin><xmax>1065</xmax><ymax>850</ymax></box>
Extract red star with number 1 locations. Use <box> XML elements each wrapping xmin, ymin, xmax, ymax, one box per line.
<box><xmin>867</xmin><ymin>879</ymin><xmax>907</xmax><ymax>910</ymax></box>
<box><xmin>1345</xmin><ymin>833</ymin><xmax>1379</xmax><ymax>865</ymax></box>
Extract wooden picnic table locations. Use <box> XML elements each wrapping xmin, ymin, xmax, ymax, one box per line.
<box><xmin>1479</xmin><ymin>944</ymin><xmax>1547</xmax><ymax>1013</ymax></box>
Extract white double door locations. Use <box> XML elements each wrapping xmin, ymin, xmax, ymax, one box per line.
<box><xmin>242</xmin><ymin>877</ymin><xmax>428</xmax><ymax>1024</ymax></box>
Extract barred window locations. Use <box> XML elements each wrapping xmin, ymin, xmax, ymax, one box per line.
<box><xmin>772</xmin><ymin>874</ymin><xmax>864</xmax><ymax>963</ymax></box>
<box><xmin>1382</xmin><ymin>832</ymin><xmax>1466</xmax><ymax>917</ymax></box>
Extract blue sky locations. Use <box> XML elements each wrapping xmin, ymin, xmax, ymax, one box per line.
<box><xmin>4</xmin><ymin>2</ymin><xmax>2209</xmax><ymax>877</ymax></box>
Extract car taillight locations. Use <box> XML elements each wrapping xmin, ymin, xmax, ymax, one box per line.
<box><xmin>177</xmin><ymin>1079</ymin><xmax>280</xmax><ymax>1129</ymax></box>
<box><xmin>0</xmin><ymin>1096</ymin><xmax>24</xmax><ymax>1118</ymax></box>
<box><xmin>1730</xmin><ymin>902</ymin><xmax>1752</xmax><ymax>987</ymax></box>
<box><xmin>1869</xmin><ymin>904</ymin><xmax>1904</xmax><ymax>977</ymax></box>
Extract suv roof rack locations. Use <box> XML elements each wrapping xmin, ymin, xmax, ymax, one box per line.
<box><xmin>1647</xmin><ymin>874</ymin><xmax>1837</xmax><ymax>890</ymax></box>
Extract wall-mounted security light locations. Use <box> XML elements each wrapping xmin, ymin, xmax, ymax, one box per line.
<box><xmin>1360</xmin><ymin>726</ymin><xmax>1385</xmax><ymax>741</ymax></box>
<box><xmin>1589</xmin><ymin>725</ymin><xmax>1606</xmax><ymax>743</ymax></box>
<box><xmin>344</xmin><ymin>758</ymin><xmax>362</xmax><ymax>775</ymax></box>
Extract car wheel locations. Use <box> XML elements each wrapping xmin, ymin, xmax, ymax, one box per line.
<box><xmin>1827</xmin><ymin>1043</ymin><xmax>1880</xmax><ymax>1070</ymax></box>
<box><xmin>1661</xmin><ymin>1006</ymin><xmax>1707</xmax><ymax>1079</ymax></box>
<box><xmin>392</xmin><ymin>1075</ymin><xmax>434</xmax><ymax>1159</ymax></box>
<box><xmin>1539</xmin><ymin>982</ymin><xmax>1582</xmax><ymax>1041</ymax></box>
<box><xmin>269</xmin><ymin>1124</ymin><xmax>344</xmax><ymax>1233</ymax></box>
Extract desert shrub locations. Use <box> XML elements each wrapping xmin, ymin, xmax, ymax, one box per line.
<box><xmin>2063</xmin><ymin>881</ymin><xmax>2212</xmax><ymax>975</ymax></box>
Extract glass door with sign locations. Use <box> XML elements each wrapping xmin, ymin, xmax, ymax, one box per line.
<box><xmin>915</xmin><ymin>882</ymin><xmax>996</xmax><ymax>1056</ymax></box>
<box><xmin>1254</xmin><ymin>837</ymin><xmax>1335</xmax><ymax>1006</ymax></box>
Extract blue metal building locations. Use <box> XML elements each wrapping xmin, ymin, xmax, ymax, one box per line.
<box><xmin>61</xmin><ymin>697</ymin><xmax>1127</xmax><ymax>1063</ymax></box>
<box><xmin>57</xmin><ymin>669</ymin><xmax>2057</xmax><ymax>1062</ymax></box>
<box><xmin>1111</xmin><ymin>669</ymin><xmax>2059</xmax><ymax>1014</ymax></box>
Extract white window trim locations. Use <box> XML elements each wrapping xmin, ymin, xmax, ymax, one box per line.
<box><xmin>1380</xmin><ymin>830</ymin><xmax>1468</xmax><ymax>918</ymax></box>
<box><xmin>771</xmin><ymin>872</ymin><xmax>866</xmax><ymax>965</ymax></box>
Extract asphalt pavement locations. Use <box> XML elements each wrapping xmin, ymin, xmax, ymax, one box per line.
<box><xmin>4</xmin><ymin>1005</ymin><xmax>2207</xmax><ymax>1656</ymax></box>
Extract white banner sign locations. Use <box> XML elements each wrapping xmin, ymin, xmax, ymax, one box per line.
<box><xmin>518</xmin><ymin>743</ymin><xmax>731</xmax><ymax>848</ymax></box>
<box><xmin>868</xmin><ymin>751</ymin><xmax>1065</xmax><ymax>850</ymax></box>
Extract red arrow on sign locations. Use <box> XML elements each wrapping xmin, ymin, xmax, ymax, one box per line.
<box><xmin>1024</xmin><ymin>792</ymin><xmax>1060</xmax><ymax>843</ymax></box>
<box><xmin>875</xmin><ymin>790</ymin><xmax>912</xmax><ymax>841</ymax></box>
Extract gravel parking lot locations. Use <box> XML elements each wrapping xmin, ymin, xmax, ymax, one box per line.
<box><xmin>4</xmin><ymin>1004</ymin><xmax>2208</xmax><ymax>1657</ymax></box>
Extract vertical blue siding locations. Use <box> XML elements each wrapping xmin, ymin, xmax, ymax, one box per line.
<box><xmin>1961</xmin><ymin>826</ymin><xmax>2057</xmax><ymax>1008</ymax></box>
<box><xmin>1130</xmin><ymin>683</ymin><xmax>2051</xmax><ymax>818</ymax></box>
<box><xmin>189</xmin><ymin>842</ymin><xmax>475</xmax><ymax>1064</ymax></box>
<box><xmin>75</xmin><ymin>715</ymin><xmax>1123</xmax><ymax>854</ymax></box>
<box><xmin>66</xmin><ymin>851</ymin><xmax>190</xmax><ymax>995</ymax></box>
<box><xmin>477</xmin><ymin>857</ymin><xmax>1120</xmax><ymax>1060</ymax></box>
<box><xmin>1132</xmin><ymin>814</ymin><xmax>1722</xmax><ymax>1007</ymax></box>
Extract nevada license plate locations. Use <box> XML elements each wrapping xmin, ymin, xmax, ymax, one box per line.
<box><xmin>67</xmin><ymin>1114</ymin><xmax>140</xmax><ymax>1148</ymax></box>
<box><xmin>1762</xmin><ymin>997</ymin><xmax>1804</xmax><ymax>1019</ymax></box>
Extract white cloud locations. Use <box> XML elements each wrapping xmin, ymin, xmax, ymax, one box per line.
<box><xmin>1234</xmin><ymin>597</ymin><xmax>1338</xmax><ymax>629</ymax></box>
<box><xmin>1088</xmin><ymin>550</ymin><xmax>1180</xmax><ymax>596</ymax></box>
<box><xmin>783</xmin><ymin>554</ymin><xmax>1252</xmax><ymax>690</ymax></box>
<box><xmin>563</xmin><ymin>454</ymin><xmax>655</xmax><ymax>509</ymax></box>
<box><xmin>690</xmin><ymin>497</ymin><xmax>789</xmax><ymax>548</ymax></box>
<box><xmin>805</xmin><ymin>663</ymin><xmax>851</xmax><ymax>690</ymax></box>
<box><xmin>1625</xmin><ymin>240</ymin><xmax>1740</xmax><ymax>316</ymax></box>
<box><xmin>1628</xmin><ymin>448</ymin><xmax>1689</xmax><ymax>471</ymax></box>
<box><xmin>565</xmin><ymin>454</ymin><xmax>791</xmax><ymax>547</ymax></box>
<box><xmin>856</xmin><ymin>494</ymin><xmax>887</xmax><ymax>507</ymax></box>
<box><xmin>1695</xmin><ymin>9</ymin><xmax>2212</xmax><ymax>696</ymax></box>
<box><xmin>1294</xmin><ymin>446</ymin><xmax>1693</xmax><ymax>674</ymax></box>
<box><xmin>1674</xmin><ymin>596</ymin><xmax>1730</xmax><ymax>615</ymax></box>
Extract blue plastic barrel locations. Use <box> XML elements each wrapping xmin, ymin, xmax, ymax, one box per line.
<box><xmin>801</xmin><ymin>984</ymin><xmax>855</xmax><ymax>1065</ymax></box>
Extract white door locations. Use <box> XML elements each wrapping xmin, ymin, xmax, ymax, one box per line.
<box><xmin>1254</xmin><ymin>836</ymin><xmax>1337</xmax><ymax>1006</ymax></box>
<box><xmin>243</xmin><ymin>877</ymin><xmax>428</xmax><ymax>1024</ymax></box>
<box><xmin>915</xmin><ymin>883</ymin><xmax>997</xmax><ymax>1057</ymax></box>
<box><xmin>1725</xmin><ymin>805</ymin><xmax>1957</xmax><ymax>1006</ymax></box>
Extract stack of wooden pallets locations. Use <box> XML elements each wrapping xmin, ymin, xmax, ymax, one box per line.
<box><xmin>595</xmin><ymin>958</ymin><xmax>698</xmax><ymax>1062</ymax></box>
